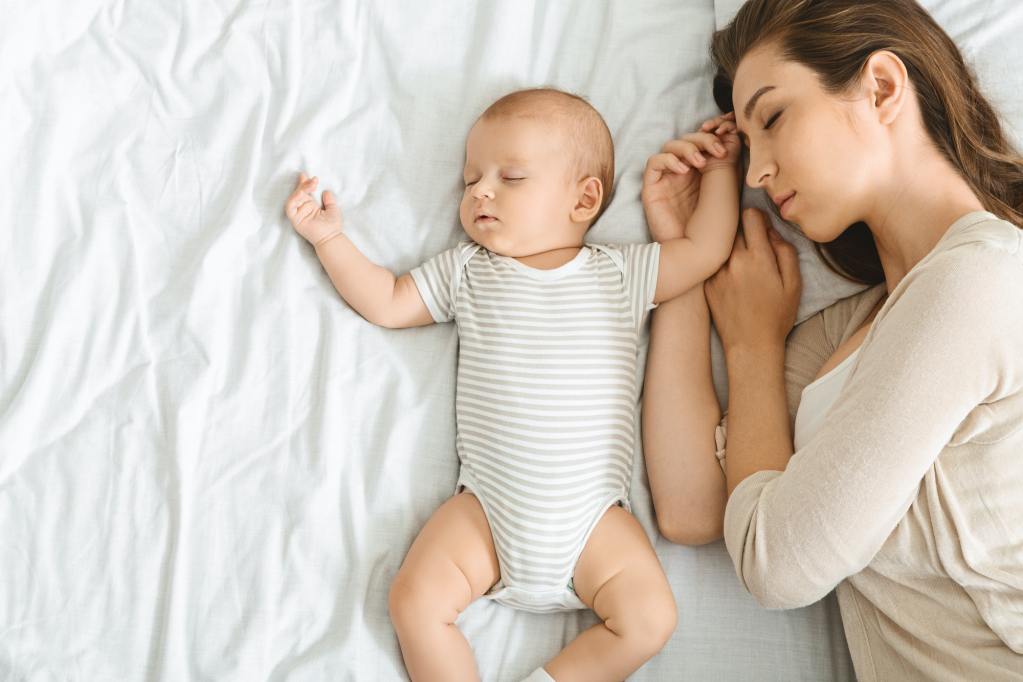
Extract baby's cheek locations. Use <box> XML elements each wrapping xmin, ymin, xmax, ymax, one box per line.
<box><xmin>458</xmin><ymin>203</ymin><xmax>474</xmax><ymax>229</ymax></box>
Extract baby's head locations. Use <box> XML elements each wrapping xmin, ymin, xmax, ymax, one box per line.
<box><xmin>459</xmin><ymin>88</ymin><xmax>614</xmax><ymax>257</ymax></box>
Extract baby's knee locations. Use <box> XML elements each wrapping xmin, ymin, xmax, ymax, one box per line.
<box><xmin>618</xmin><ymin>587</ymin><xmax>678</xmax><ymax>654</ymax></box>
<box><xmin>646</xmin><ymin>591</ymin><xmax>679</xmax><ymax>649</ymax></box>
<box><xmin>388</xmin><ymin>570</ymin><xmax>435</xmax><ymax>628</ymax></box>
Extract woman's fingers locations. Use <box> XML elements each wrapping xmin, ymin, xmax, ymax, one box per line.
<box><xmin>733</xmin><ymin>230</ymin><xmax>746</xmax><ymax>252</ymax></box>
<box><xmin>741</xmin><ymin>208</ymin><xmax>772</xmax><ymax>254</ymax></box>
<box><xmin>769</xmin><ymin>228</ymin><xmax>803</xmax><ymax>294</ymax></box>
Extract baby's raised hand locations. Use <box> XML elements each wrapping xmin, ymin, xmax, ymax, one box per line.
<box><xmin>285</xmin><ymin>172</ymin><xmax>343</xmax><ymax>246</ymax></box>
<box><xmin>642</xmin><ymin>145</ymin><xmax>700</xmax><ymax>242</ymax></box>
<box><xmin>670</xmin><ymin>111</ymin><xmax>741</xmax><ymax>173</ymax></box>
<box><xmin>641</xmin><ymin>113</ymin><xmax>740</xmax><ymax>242</ymax></box>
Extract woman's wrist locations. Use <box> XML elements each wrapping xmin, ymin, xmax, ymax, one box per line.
<box><xmin>724</xmin><ymin>342</ymin><xmax>786</xmax><ymax>375</ymax></box>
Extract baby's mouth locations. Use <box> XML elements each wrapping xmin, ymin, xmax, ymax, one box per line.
<box><xmin>475</xmin><ymin>213</ymin><xmax>499</xmax><ymax>225</ymax></box>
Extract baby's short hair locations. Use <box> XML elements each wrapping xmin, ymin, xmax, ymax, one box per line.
<box><xmin>480</xmin><ymin>88</ymin><xmax>615</xmax><ymax>221</ymax></box>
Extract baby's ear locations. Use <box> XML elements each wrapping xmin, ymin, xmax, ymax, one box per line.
<box><xmin>571</xmin><ymin>176</ymin><xmax>603</xmax><ymax>224</ymax></box>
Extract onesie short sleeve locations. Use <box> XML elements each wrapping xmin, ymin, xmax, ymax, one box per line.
<box><xmin>590</xmin><ymin>242</ymin><xmax>661</xmax><ymax>331</ymax></box>
<box><xmin>409</xmin><ymin>241</ymin><xmax>478</xmax><ymax>323</ymax></box>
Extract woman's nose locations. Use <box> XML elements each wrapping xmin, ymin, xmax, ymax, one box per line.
<box><xmin>745</xmin><ymin>149</ymin><xmax>776</xmax><ymax>189</ymax></box>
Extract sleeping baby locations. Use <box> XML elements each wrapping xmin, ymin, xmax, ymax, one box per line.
<box><xmin>284</xmin><ymin>88</ymin><xmax>740</xmax><ymax>682</ymax></box>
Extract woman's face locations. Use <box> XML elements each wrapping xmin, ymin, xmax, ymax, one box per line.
<box><xmin>732</xmin><ymin>43</ymin><xmax>886</xmax><ymax>242</ymax></box>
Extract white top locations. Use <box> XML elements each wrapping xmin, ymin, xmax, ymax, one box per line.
<box><xmin>792</xmin><ymin>347</ymin><xmax>861</xmax><ymax>451</ymax></box>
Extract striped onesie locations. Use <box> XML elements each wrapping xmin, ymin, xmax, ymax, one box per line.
<box><xmin>410</xmin><ymin>240</ymin><xmax>660</xmax><ymax>613</ymax></box>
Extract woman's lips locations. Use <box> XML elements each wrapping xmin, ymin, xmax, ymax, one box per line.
<box><xmin>776</xmin><ymin>192</ymin><xmax>796</xmax><ymax>220</ymax></box>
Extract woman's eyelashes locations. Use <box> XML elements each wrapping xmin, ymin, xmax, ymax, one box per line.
<box><xmin>735</xmin><ymin>110</ymin><xmax>780</xmax><ymax>150</ymax></box>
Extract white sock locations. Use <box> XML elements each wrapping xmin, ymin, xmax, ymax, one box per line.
<box><xmin>520</xmin><ymin>667</ymin><xmax>555</xmax><ymax>682</ymax></box>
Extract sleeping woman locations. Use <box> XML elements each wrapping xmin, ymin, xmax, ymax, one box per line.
<box><xmin>642</xmin><ymin>1</ymin><xmax>1023</xmax><ymax>680</ymax></box>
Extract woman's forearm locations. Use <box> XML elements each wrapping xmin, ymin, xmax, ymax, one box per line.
<box><xmin>642</xmin><ymin>286</ymin><xmax>726</xmax><ymax>544</ymax></box>
<box><xmin>722</xmin><ymin>344</ymin><xmax>793</xmax><ymax>496</ymax></box>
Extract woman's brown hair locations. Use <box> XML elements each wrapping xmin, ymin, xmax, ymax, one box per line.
<box><xmin>711</xmin><ymin>0</ymin><xmax>1023</xmax><ymax>284</ymax></box>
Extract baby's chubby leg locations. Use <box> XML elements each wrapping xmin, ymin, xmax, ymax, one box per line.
<box><xmin>544</xmin><ymin>506</ymin><xmax>677</xmax><ymax>682</ymax></box>
<box><xmin>388</xmin><ymin>491</ymin><xmax>501</xmax><ymax>682</ymax></box>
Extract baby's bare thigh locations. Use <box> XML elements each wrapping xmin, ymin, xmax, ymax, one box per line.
<box><xmin>396</xmin><ymin>491</ymin><xmax>501</xmax><ymax>605</ymax></box>
<box><xmin>571</xmin><ymin>506</ymin><xmax>673</xmax><ymax>609</ymax></box>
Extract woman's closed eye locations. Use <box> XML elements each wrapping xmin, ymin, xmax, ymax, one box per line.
<box><xmin>764</xmin><ymin>110</ymin><xmax>783</xmax><ymax>130</ymax></box>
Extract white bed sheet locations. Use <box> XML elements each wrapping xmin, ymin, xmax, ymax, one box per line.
<box><xmin>1</xmin><ymin>0</ymin><xmax>1020</xmax><ymax>680</ymax></box>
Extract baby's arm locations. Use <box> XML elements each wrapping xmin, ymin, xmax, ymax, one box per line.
<box><xmin>645</xmin><ymin>114</ymin><xmax>742</xmax><ymax>303</ymax></box>
<box><xmin>285</xmin><ymin>173</ymin><xmax>434</xmax><ymax>329</ymax></box>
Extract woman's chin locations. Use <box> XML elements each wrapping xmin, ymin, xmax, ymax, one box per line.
<box><xmin>793</xmin><ymin>214</ymin><xmax>844</xmax><ymax>244</ymax></box>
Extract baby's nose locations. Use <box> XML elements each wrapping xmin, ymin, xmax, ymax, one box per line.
<box><xmin>472</xmin><ymin>181</ymin><xmax>496</xmax><ymax>200</ymax></box>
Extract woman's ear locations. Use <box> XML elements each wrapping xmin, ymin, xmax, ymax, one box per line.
<box><xmin>862</xmin><ymin>50</ymin><xmax>909</xmax><ymax>126</ymax></box>
<box><xmin>571</xmin><ymin>176</ymin><xmax>603</xmax><ymax>224</ymax></box>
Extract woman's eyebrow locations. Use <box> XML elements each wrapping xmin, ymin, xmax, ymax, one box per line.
<box><xmin>743</xmin><ymin>85</ymin><xmax>777</xmax><ymax>120</ymax></box>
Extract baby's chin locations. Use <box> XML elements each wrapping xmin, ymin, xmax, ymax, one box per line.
<box><xmin>462</xmin><ymin>223</ymin><xmax>515</xmax><ymax>255</ymax></box>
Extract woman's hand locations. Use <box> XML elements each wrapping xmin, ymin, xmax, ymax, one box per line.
<box><xmin>704</xmin><ymin>208</ymin><xmax>802</xmax><ymax>354</ymax></box>
<box><xmin>642</xmin><ymin>112</ymin><xmax>740</xmax><ymax>242</ymax></box>
<box><xmin>285</xmin><ymin>172</ymin><xmax>344</xmax><ymax>246</ymax></box>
